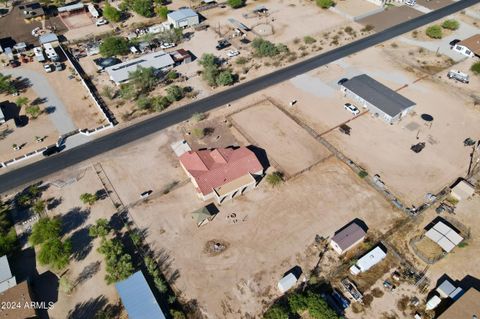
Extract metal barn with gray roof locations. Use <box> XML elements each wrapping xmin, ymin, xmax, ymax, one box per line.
<box><xmin>340</xmin><ymin>74</ymin><xmax>416</xmax><ymax>124</ymax></box>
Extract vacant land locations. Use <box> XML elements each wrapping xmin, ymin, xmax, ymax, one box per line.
<box><xmin>357</xmin><ymin>6</ymin><xmax>423</xmax><ymax>31</ymax></box>
<box><xmin>230</xmin><ymin>100</ymin><xmax>331</xmax><ymax>176</ymax></box>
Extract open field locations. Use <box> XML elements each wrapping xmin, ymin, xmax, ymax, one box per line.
<box><xmin>230</xmin><ymin>100</ymin><xmax>331</xmax><ymax>176</ymax></box>
<box><xmin>357</xmin><ymin>6</ymin><xmax>423</xmax><ymax>31</ymax></box>
<box><xmin>126</xmin><ymin>154</ymin><xmax>402</xmax><ymax>318</ymax></box>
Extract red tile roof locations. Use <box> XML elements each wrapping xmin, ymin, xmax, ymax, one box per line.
<box><xmin>180</xmin><ymin>147</ymin><xmax>263</xmax><ymax>196</ymax></box>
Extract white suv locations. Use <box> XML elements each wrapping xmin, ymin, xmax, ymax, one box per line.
<box><xmin>344</xmin><ymin>103</ymin><xmax>360</xmax><ymax>116</ymax></box>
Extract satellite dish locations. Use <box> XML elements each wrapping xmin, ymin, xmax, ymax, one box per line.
<box><xmin>421</xmin><ymin>114</ymin><xmax>433</xmax><ymax>122</ymax></box>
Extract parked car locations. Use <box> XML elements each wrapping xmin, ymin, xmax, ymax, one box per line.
<box><xmin>343</xmin><ymin>103</ymin><xmax>360</xmax><ymax>116</ymax></box>
<box><xmin>447</xmin><ymin>70</ymin><xmax>469</xmax><ymax>84</ymax></box>
<box><xmin>160</xmin><ymin>42</ymin><xmax>175</xmax><ymax>49</ymax></box>
<box><xmin>9</xmin><ymin>60</ymin><xmax>20</xmax><ymax>68</ymax></box>
<box><xmin>54</xmin><ymin>62</ymin><xmax>63</xmax><ymax>71</ymax></box>
<box><xmin>42</xmin><ymin>146</ymin><xmax>61</xmax><ymax>157</ymax></box>
<box><xmin>216</xmin><ymin>39</ymin><xmax>231</xmax><ymax>50</ymax></box>
<box><xmin>96</xmin><ymin>18</ymin><xmax>108</xmax><ymax>26</ymax></box>
<box><xmin>226</xmin><ymin>50</ymin><xmax>239</xmax><ymax>58</ymax></box>
<box><xmin>43</xmin><ymin>64</ymin><xmax>53</xmax><ymax>73</ymax></box>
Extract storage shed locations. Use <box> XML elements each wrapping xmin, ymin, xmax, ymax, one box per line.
<box><xmin>330</xmin><ymin>222</ymin><xmax>366</xmax><ymax>255</ymax></box>
<box><xmin>167</xmin><ymin>8</ymin><xmax>199</xmax><ymax>28</ymax></box>
<box><xmin>450</xmin><ymin>179</ymin><xmax>475</xmax><ymax>201</ymax></box>
<box><xmin>340</xmin><ymin>74</ymin><xmax>416</xmax><ymax>124</ymax></box>
<box><xmin>115</xmin><ymin>271</ymin><xmax>166</xmax><ymax>319</ymax></box>
<box><xmin>277</xmin><ymin>273</ymin><xmax>297</xmax><ymax>293</ymax></box>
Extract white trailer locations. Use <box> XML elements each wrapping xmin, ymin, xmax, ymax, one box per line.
<box><xmin>88</xmin><ymin>4</ymin><xmax>99</xmax><ymax>18</ymax></box>
<box><xmin>43</xmin><ymin>43</ymin><xmax>59</xmax><ymax>62</ymax></box>
<box><xmin>33</xmin><ymin>47</ymin><xmax>46</xmax><ymax>62</ymax></box>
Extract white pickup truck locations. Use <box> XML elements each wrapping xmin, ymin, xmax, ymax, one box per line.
<box><xmin>447</xmin><ymin>70</ymin><xmax>469</xmax><ymax>84</ymax></box>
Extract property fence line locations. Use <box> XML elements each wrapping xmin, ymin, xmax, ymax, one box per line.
<box><xmin>59</xmin><ymin>44</ymin><xmax>118</xmax><ymax>125</ymax></box>
<box><xmin>0</xmin><ymin>145</ymin><xmax>54</xmax><ymax>168</ymax></box>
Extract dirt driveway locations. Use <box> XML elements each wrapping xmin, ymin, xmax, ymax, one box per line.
<box><xmin>357</xmin><ymin>6</ymin><xmax>423</xmax><ymax>31</ymax></box>
<box><xmin>128</xmin><ymin>157</ymin><xmax>402</xmax><ymax>318</ymax></box>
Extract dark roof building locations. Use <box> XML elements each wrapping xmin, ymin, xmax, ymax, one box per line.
<box><xmin>115</xmin><ymin>271</ymin><xmax>166</xmax><ymax>319</ymax></box>
<box><xmin>340</xmin><ymin>74</ymin><xmax>416</xmax><ymax>124</ymax></box>
<box><xmin>330</xmin><ymin>222</ymin><xmax>367</xmax><ymax>254</ymax></box>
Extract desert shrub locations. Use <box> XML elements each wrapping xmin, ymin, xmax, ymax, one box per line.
<box><xmin>441</xmin><ymin>19</ymin><xmax>459</xmax><ymax>30</ymax></box>
<box><xmin>426</xmin><ymin>25</ymin><xmax>442</xmax><ymax>39</ymax></box>
<box><xmin>471</xmin><ymin>61</ymin><xmax>480</xmax><ymax>75</ymax></box>
<box><xmin>316</xmin><ymin>0</ymin><xmax>334</xmax><ymax>9</ymax></box>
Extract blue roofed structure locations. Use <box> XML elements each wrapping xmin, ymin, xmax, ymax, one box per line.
<box><xmin>115</xmin><ymin>271</ymin><xmax>166</xmax><ymax>319</ymax></box>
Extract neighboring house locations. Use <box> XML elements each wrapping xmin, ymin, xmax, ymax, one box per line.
<box><xmin>450</xmin><ymin>179</ymin><xmax>475</xmax><ymax>201</ymax></box>
<box><xmin>38</xmin><ymin>33</ymin><xmax>59</xmax><ymax>46</ymax></box>
<box><xmin>436</xmin><ymin>278</ymin><xmax>463</xmax><ymax>299</ymax></box>
<box><xmin>179</xmin><ymin>147</ymin><xmax>264</xmax><ymax>203</ymax></box>
<box><xmin>452</xmin><ymin>34</ymin><xmax>480</xmax><ymax>58</ymax></box>
<box><xmin>0</xmin><ymin>281</ymin><xmax>37</xmax><ymax>318</ymax></box>
<box><xmin>171</xmin><ymin>49</ymin><xmax>192</xmax><ymax>64</ymax></box>
<box><xmin>57</xmin><ymin>2</ymin><xmax>85</xmax><ymax>16</ymax></box>
<box><xmin>425</xmin><ymin>220</ymin><xmax>463</xmax><ymax>253</ymax></box>
<box><xmin>330</xmin><ymin>222</ymin><xmax>367</xmax><ymax>255</ymax></box>
<box><xmin>115</xmin><ymin>271</ymin><xmax>166</xmax><ymax>319</ymax></box>
<box><xmin>340</xmin><ymin>74</ymin><xmax>416</xmax><ymax>124</ymax></box>
<box><xmin>277</xmin><ymin>273</ymin><xmax>298</xmax><ymax>293</ymax></box>
<box><xmin>105</xmin><ymin>51</ymin><xmax>174</xmax><ymax>85</ymax></box>
<box><xmin>0</xmin><ymin>255</ymin><xmax>16</xmax><ymax>293</ymax></box>
<box><xmin>438</xmin><ymin>287</ymin><xmax>480</xmax><ymax>318</ymax></box>
<box><xmin>167</xmin><ymin>8</ymin><xmax>199</xmax><ymax>28</ymax></box>
<box><xmin>22</xmin><ymin>2</ymin><xmax>45</xmax><ymax>21</ymax></box>
<box><xmin>349</xmin><ymin>246</ymin><xmax>387</xmax><ymax>275</ymax></box>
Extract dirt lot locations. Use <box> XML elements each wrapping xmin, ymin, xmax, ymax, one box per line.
<box><xmin>0</xmin><ymin>87</ymin><xmax>58</xmax><ymax>162</ymax></box>
<box><xmin>263</xmin><ymin>43</ymin><xmax>480</xmax><ymax>206</ymax></box>
<box><xmin>126</xmin><ymin>155</ymin><xmax>402</xmax><ymax>318</ymax></box>
<box><xmin>334</xmin><ymin>0</ymin><xmax>382</xmax><ymax>19</ymax></box>
<box><xmin>357</xmin><ymin>6</ymin><xmax>423</xmax><ymax>31</ymax></box>
<box><xmin>416</xmin><ymin>0</ymin><xmax>454</xmax><ymax>10</ymax></box>
<box><xmin>61</xmin><ymin>13</ymin><xmax>113</xmax><ymax>41</ymax></box>
<box><xmin>230</xmin><ymin>100</ymin><xmax>331</xmax><ymax>177</ymax></box>
<box><xmin>202</xmin><ymin>0</ymin><xmax>348</xmax><ymax>45</ymax></box>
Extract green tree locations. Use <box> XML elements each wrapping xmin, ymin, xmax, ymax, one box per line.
<box><xmin>15</xmin><ymin>96</ymin><xmax>29</xmax><ymax>108</ymax></box>
<box><xmin>0</xmin><ymin>73</ymin><xmax>15</xmax><ymax>94</ymax></box>
<box><xmin>441</xmin><ymin>19</ymin><xmax>459</xmax><ymax>30</ymax></box>
<box><xmin>99</xmin><ymin>36</ymin><xmax>130</xmax><ymax>57</ymax></box>
<box><xmin>129</xmin><ymin>67</ymin><xmax>158</xmax><ymax>93</ymax></box>
<box><xmin>80</xmin><ymin>193</ymin><xmax>98</xmax><ymax>206</ymax></box>
<box><xmin>25</xmin><ymin>105</ymin><xmax>41</xmax><ymax>119</ymax></box>
<box><xmin>316</xmin><ymin>0</ymin><xmax>334</xmax><ymax>8</ymax></box>
<box><xmin>216</xmin><ymin>70</ymin><xmax>234</xmax><ymax>86</ymax></box>
<box><xmin>38</xmin><ymin>238</ymin><xmax>72</xmax><ymax>270</ymax></box>
<box><xmin>0</xmin><ymin>228</ymin><xmax>17</xmax><ymax>256</ymax></box>
<box><xmin>252</xmin><ymin>38</ymin><xmax>279</xmax><ymax>57</ymax></box>
<box><xmin>170</xmin><ymin>310</ymin><xmax>186</xmax><ymax>319</ymax></box>
<box><xmin>151</xmin><ymin>96</ymin><xmax>171</xmax><ymax>112</ymax></box>
<box><xmin>266</xmin><ymin>172</ymin><xmax>283</xmax><ymax>187</ymax></box>
<box><xmin>129</xmin><ymin>230</ymin><xmax>142</xmax><ymax>246</ymax></box>
<box><xmin>29</xmin><ymin>217</ymin><xmax>61</xmax><ymax>246</ymax></box>
<box><xmin>227</xmin><ymin>0</ymin><xmax>245</xmax><ymax>8</ymax></box>
<box><xmin>426</xmin><ymin>25</ymin><xmax>442</xmax><ymax>39</ymax></box>
<box><xmin>98</xmin><ymin>239</ymin><xmax>134</xmax><ymax>284</ymax></box>
<box><xmin>304</xmin><ymin>292</ymin><xmax>339</xmax><ymax>319</ymax></box>
<box><xmin>155</xmin><ymin>5</ymin><xmax>168</xmax><ymax>19</ymax></box>
<box><xmin>131</xmin><ymin>0</ymin><xmax>153</xmax><ymax>17</ymax></box>
<box><xmin>198</xmin><ymin>53</ymin><xmax>218</xmax><ymax>68</ymax></box>
<box><xmin>471</xmin><ymin>61</ymin><xmax>480</xmax><ymax>75</ymax></box>
<box><xmin>136</xmin><ymin>95</ymin><xmax>151</xmax><ymax>110</ymax></box>
<box><xmin>119</xmin><ymin>83</ymin><xmax>136</xmax><ymax>100</ymax></box>
<box><xmin>263</xmin><ymin>304</ymin><xmax>289</xmax><ymax>319</ymax></box>
<box><xmin>167</xmin><ymin>70</ymin><xmax>178</xmax><ymax>80</ymax></box>
<box><xmin>89</xmin><ymin>218</ymin><xmax>110</xmax><ymax>239</ymax></box>
<box><xmin>32</xmin><ymin>200</ymin><xmax>45</xmax><ymax>215</ymax></box>
<box><xmin>166</xmin><ymin>85</ymin><xmax>183</xmax><ymax>102</ymax></box>
<box><xmin>103</xmin><ymin>2</ymin><xmax>121</xmax><ymax>22</ymax></box>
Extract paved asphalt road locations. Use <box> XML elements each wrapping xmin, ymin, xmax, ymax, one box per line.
<box><xmin>1</xmin><ymin>0</ymin><xmax>479</xmax><ymax>194</ymax></box>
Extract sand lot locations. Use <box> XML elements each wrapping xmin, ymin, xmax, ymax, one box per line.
<box><xmin>357</xmin><ymin>6</ymin><xmax>423</xmax><ymax>31</ymax></box>
<box><xmin>230</xmin><ymin>100</ymin><xmax>331</xmax><ymax>176</ymax></box>
<box><xmin>202</xmin><ymin>0</ymin><xmax>348</xmax><ymax>44</ymax></box>
<box><xmin>260</xmin><ymin>45</ymin><xmax>480</xmax><ymax>206</ymax></box>
<box><xmin>128</xmin><ymin>156</ymin><xmax>402</xmax><ymax>318</ymax></box>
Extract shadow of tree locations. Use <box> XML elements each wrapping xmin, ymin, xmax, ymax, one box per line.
<box><xmin>31</xmin><ymin>97</ymin><xmax>48</xmax><ymax>105</ymax></box>
<box><xmin>44</xmin><ymin>106</ymin><xmax>56</xmax><ymax>114</ymax></box>
<box><xmin>12</xmin><ymin>76</ymin><xmax>32</xmax><ymax>91</ymax></box>
<box><xmin>67</xmin><ymin>295</ymin><xmax>107</xmax><ymax>319</ymax></box>
<box><xmin>61</xmin><ymin>207</ymin><xmax>90</xmax><ymax>236</ymax></box>
<box><xmin>46</xmin><ymin>197</ymin><xmax>62</xmax><ymax>210</ymax></box>
<box><xmin>155</xmin><ymin>248</ymin><xmax>180</xmax><ymax>286</ymax></box>
<box><xmin>70</xmin><ymin>227</ymin><xmax>92</xmax><ymax>261</ymax></box>
<box><xmin>0</xmin><ymin>127</ymin><xmax>14</xmax><ymax>140</ymax></box>
<box><xmin>75</xmin><ymin>261</ymin><xmax>101</xmax><ymax>287</ymax></box>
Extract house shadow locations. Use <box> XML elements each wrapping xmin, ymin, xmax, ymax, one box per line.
<box><xmin>246</xmin><ymin>145</ymin><xmax>270</xmax><ymax>171</ymax></box>
<box><xmin>283</xmin><ymin>265</ymin><xmax>302</xmax><ymax>279</ymax></box>
<box><xmin>0</xmin><ymin>101</ymin><xmax>21</xmax><ymax>121</ymax></box>
<box><xmin>424</xmin><ymin>216</ymin><xmax>461</xmax><ymax>234</ymax></box>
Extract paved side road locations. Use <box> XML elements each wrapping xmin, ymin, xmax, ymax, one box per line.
<box><xmin>1</xmin><ymin>68</ymin><xmax>77</xmax><ymax>135</ymax></box>
<box><xmin>0</xmin><ymin>0</ymin><xmax>479</xmax><ymax>194</ymax></box>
